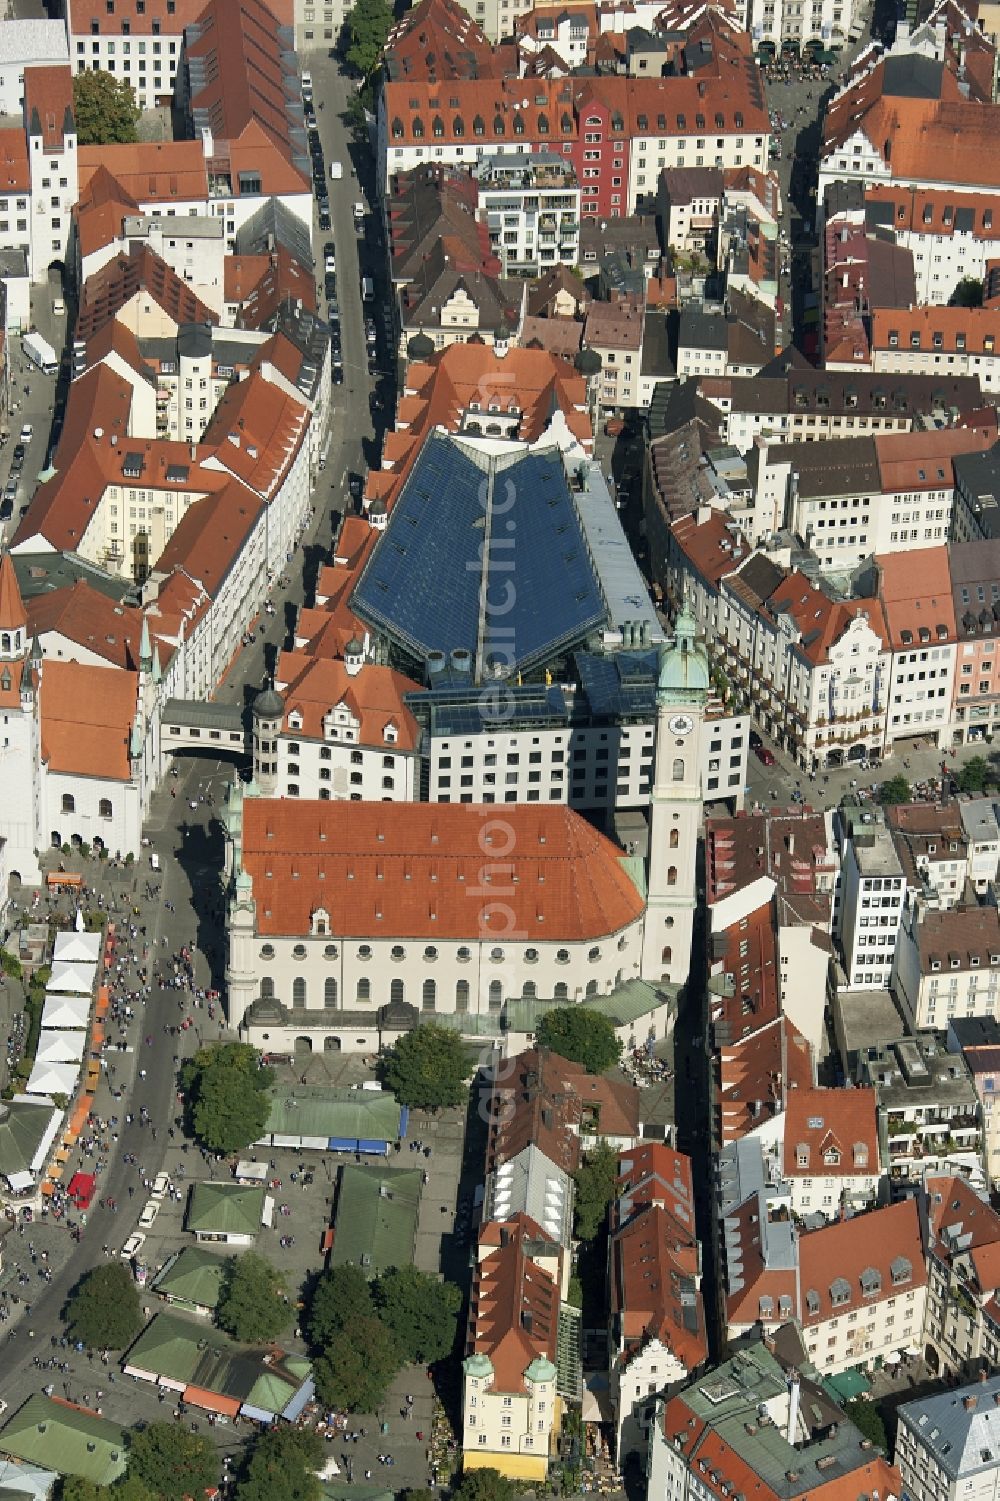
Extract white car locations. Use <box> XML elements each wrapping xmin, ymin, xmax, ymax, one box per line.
<box><xmin>121</xmin><ymin>1231</ymin><xmax>146</xmax><ymax>1259</ymax></box>
<box><xmin>324</xmin><ymin>252</ymin><xmax>336</xmax><ymax>273</ymax></box>
<box><xmin>19</xmin><ymin>423</ymin><xmax>32</xmax><ymax>444</ymax></box>
<box><xmin>152</xmin><ymin>1171</ymin><xmax>170</xmax><ymax>1199</ymax></box>
<box><xmin>138</xmin><ymin>1199</ymin><xmax>159</xmax><ymax>1229</ymax></box>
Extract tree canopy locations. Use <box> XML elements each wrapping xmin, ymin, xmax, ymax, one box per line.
<box><xmin>378</xmin><ymin>1023</ymin><xmax>469</xmax><ymax>1109</ymax></box>
<box><xmin>181</xmin><ymin>1041</ymin><xmax>274</xmax><ymax>1154</ymax></box>
<box><xmin>451</xmin><ymin>1470</ymin><xmax>519</xmax><ymax>1501</ymax></box>
<box><xmin>306</xmin><ymin>1263</ymin><xmax>373</xmax><ymax>1352</ymax></box>
<box><xmin>950</xmin><ymin>276</ymin><xmax>985</xmax><ymax>308</ymax></box>
<box><xmin>844</xmin><ymin>1398</ymin><xmax>887</xmax><ymax>1452</ymax></box>
<box><xmin>126</xmin><ymin>1424</ymin><xmax>218</xmax><ymax>1501</ymax></box>
<box><xmin>536</xmin><ymin>1006</ymin><xmax>622</xmax><ymax>1074</ymax></box>
<box><xmin>216</xmin><ymin>1251</ymin><xmax>290</xmax><ymax>1344</ymax></box>
<box><xmin>573</xmin><ymin>1138</ymin><xmax>619</xmax><ymax>1241</ymax></box>
<box><xmin>373</xmin><ymin>1265</ymin><xmax>462</xmax><ymax>1365</ymax></box>
<box><xmin>344</xmin><ymin>0</ymin><xmax>393</xmax><ymax>77</ymax></box>
<box><xmin>234</xmin><ymin>1425</ymin><xmax>325</xmax><ymax>1501</ymax></box>
<box><xmin>313</xmin><ymin>1312</ymin><xmax>401</xmax><ymax>1411</ymax></box>
<box><xmin>64</xmin><ymin>1262</ymin><xmax>143</xmax><ymax>1350</ymax></box>
<box><xmin>878</xmin><ymin>775</ymin><xmax>911</xmax><ymax>806</ymax></box>
<box><xmin>72</xmin><ymin>70</ymin><xmax>140</xmax><ymax>145</ymax></box>
<box><xmin>58</xmin><ymin>1479</ymin><xmax>149</xmax><ymax>1501</ymax></box>
<box><xmin>958</xmin><ymin>756</ymin><xmax>991</xmax><ymax>793</ymax></box>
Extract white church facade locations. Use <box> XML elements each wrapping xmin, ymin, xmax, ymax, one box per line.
<box><xmin>223</xmin><ymin>612</ymin><xmax>708</xmax><ymax>1053</ymax></box>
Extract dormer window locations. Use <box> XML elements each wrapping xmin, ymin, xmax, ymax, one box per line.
<box><xmin>823</xmin><ymin>1147</ymin><xmax>841</xmax><ymax>1166</ymax></box>
<box><xmin>311</xmin><ymin>908</ymin><xmax>330</xmax><ymax>936</ymax></box>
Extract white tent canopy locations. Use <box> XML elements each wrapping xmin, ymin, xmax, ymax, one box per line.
<box><xmin>35</xmin><ymin>1030</ymin><xmax>86</xmax><ymax>1064</ymax></box>
<box><xmin>46</xmin><ymin>960</ymin><xmax>98</xmax><ymax>994</ymax></box>
<box><xmin>53</xmin><ymin>931</ymin><xmax>102</xmax><ymax>965</ymax></box>
<box><xmin>41</xmin><ymin>993</ymin><xmax>91</xmax><ymax>1030</ymax></box>
<box><xmin>25</xmin><ymin>1059</ymin><xmax>80</xmax><ymax>1097</ymax></box>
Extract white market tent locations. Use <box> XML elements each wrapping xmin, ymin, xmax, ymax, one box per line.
<box><xmin>35</xmin><ymin>1030</ymin><xmax>86</xmax><ymax>1064</ymax></box>
<box><xmin>46</xmin><ymin>960</ymin><xmax>98</xmax><ymax>994</ymax></box>
<box><xmin>25</xmin><ymin>1059</ymin><xmax>80</xmax><ymax>1097</ymax></box>
<box><xmin>53</xmin><ymin>931</ymin><xmax>102</xmax><ymax>965</ymax></box>
<box><xmin>40</xmin><ymin>993</ymin><xmax>91</xmax><ymax>1030</ymax></box>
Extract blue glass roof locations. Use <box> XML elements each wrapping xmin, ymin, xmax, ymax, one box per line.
<box><xmin>575</xmin><ymin>649</ymin><xmax>659</xmax><ymax>722</ymax></box>
<box><xmin>351</xmin><ymin>433</ymin><xmax>608</xmax><ymax>678</ymax></box>
<box><xmin>406</xmin><ymin>682</ymin><xmax>569</xmax><ymax>738</ymax></box>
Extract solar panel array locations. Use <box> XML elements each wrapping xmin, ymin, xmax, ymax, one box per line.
<box><xmin>352</xmin><ymin>432</ymin><xmax>608</xmax><ymax>679</ymax></box>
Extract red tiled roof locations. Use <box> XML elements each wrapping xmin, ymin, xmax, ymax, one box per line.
<box><xmin>75</xmin><ymin>243</ymin><xmax>218</xmax><ymax>342</ymax></box>
<box><xmin>24</xmin><ymin>66</ymin><xmax>73</xmax><ymax>151</ymax></box>
<box><xmin>764</xmin><ymin>572</ymin><xmax>889</xmax><ymax>665</ymax></box>
<box><xmin>0</xmin><ymin>550</ymin><xmax>26</xmax><ymax>634</ymax></box>
<box><xmin>670</xmin><ymin>510</ymin><xmax>750</xmax><ymax>591</ymax></box>
<box><xmin>274</xmin><ymin>653</ymin><xmax>421</xmax><ymax>753</ymax></box>
<box><xmin>77</xmin><ymin>141</ymin><xmax>210</xmax><ymax>206</ymax></box>
<box><xmin>875</xmin><ymin>544</ymin><xmax>956</xmax><ymax>648</ymax></box>
<box><xmin>485</xmin><ymin>1047</ymin><xmax>640</xmax><ymax>1175</ymax></box>
<box><xmin>0</xmin><ymin>127</ymin><xmax>29</xmax><ymax>194</ymax></box>
<box><xmin>467</xmin><ymin>1215</ymin><xmax>561</xmax><ymax>1392</ymax></box>
<box><xmin>153</xmin><ymin>479</ymin><xmax>264</xmax><ymax>600</ymax></box>
<box><xmin>926</xmin><ymin>1173</ymin><xmax>1000</xmax><ymax>1295</ymax></box>
<box><xmin>782</xmin><ymin>1086</ymin><xmax>879</xmax><ymax>1181</ymax></box>
<box><xmin>240</xmin><ymin>803</ymin><xmax>646</xmax><ymax>942</ymax></box>
<box><xmin>28</xmin><ymin>580</ymin><xmax>145</xmax><ymax>669</ymax></box>
<box><xmin>611</xmin><ymin>1200</ymin><xmax>707</xmax><ymax>1373</ymax></box>
<box><xmin>799</xmin><ymin>1198</ymin><xmax>927</xmax><ymax>1327</ymax></box>
<box><xmin>872</xmin><ymin>306</ymin><xmax>1000</xmax><ymax>358</ymax></box>
<box><xmin>718</xmin><ymin>1014</ymin><xmax>812</xmax><ymax>1146</ymax></box>
<box><xmin>40</xmin><ymin>660</ymin><xmax>138</xmax><ymax>781</ymax></box>
<box><xmin>201</xmin><ymin>370</ymin><xmax>308</xmax><ymax>501</ymax></box>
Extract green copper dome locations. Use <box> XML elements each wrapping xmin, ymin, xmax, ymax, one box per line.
<box><xmin>657</xmin><ymin>606</ymin><xmax>709</xmax><ymax>701</ymax></box>
<box><xmin>524</xmin><ymin>1356</ymin><xmax>558</xmax><ymax>1384</ymax></box>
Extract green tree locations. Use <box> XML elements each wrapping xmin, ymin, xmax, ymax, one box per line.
<box><xmin>452</xmin><ymin>1470</ymin><xmax>519</xmax><ymax>1501</ymax></box>
<box><xmin>573</xmin><ymin>1138</ymin><xmax>619</xmax><ymax>1240</ymax></box>
<box><xmin>0</xmin><ymin>948</ymin><xmax>22</xmax><ymax>978</ymax></box>
<box><xmin>216</xmin><ymin>1251</ymin><xmax>290</xmax><ymax>1344</ymax></box>
<box><xmin>64</xmin><ymin>1262</ymin><xmax>142</xmax><ymax>1350</ymax></box>
<box><xmin>344</xmin><ymin>0</ymin><xmax>393</xmax><ymax>78</ymax></box>
<box><xmin>72</xmin><ymin>70</ymin><xmax>140</xmax><ymax>145</ymax></box>
<box><xmin>959</xmin><ymin>755</ymin><xmax>990</xmax><ymax>793</ymax></box>
<box><xmin>950</xmin><ymin>276</ymin><xmax>985</xmax><ymax>308</ymax></box>
<box><xmin>313</xmin><ymin>1312</ymin><xmax>401</xmax><ymax>1412</ymax></box>
<box><xmin>536</xmin><ymin>1006</ymin><xmax>622</xmax><ymax>1074</ymax></box>
<box><xmin>126</xmin><ymin>1424</ymin><xmax>217</xmax><ymax>1501</ymax></box>
<box><xmin>373</xmin><ymin>1264</ymin><xmax>462</xmax><ymax>1364</ymax></box>
<box><xmin>844</xmin><ymin>1397</ymin><xmax>887</xmax><ymax>1451</ymax></box>
<box><xmin>306</xmin><ymin>1263</ymin><xmax>373</xmax><ymax>1351</ymax></box>
<box><xmin>878</xmin><ymin>774</ymin><xmax>912</xmax><ymax>806</ymax></box>
<box><xmin>378</xmin><ymin>1023</ymin><xmax>469</xmax><ymax>1109</ymax></box>
<box><xmin>234</xmin><ymin>1425</ymin><xmax>325</xmax><ymax>1501</ymax></box>
<box><xmin>181</xmin><ymin>1041</ymin><xmax>274</xmax><ymax>1155</ymax></box>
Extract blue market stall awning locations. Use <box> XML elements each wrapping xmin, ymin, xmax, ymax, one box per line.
<box><xmin>351</xmin><ymin>432</ymin><xmax>608</xmax><ymax>678</ymax></box>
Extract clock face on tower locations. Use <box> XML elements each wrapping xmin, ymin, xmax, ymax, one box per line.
<box><xmin>668</xmin><ymin>713</ymin><xmax>694</xmax><ymax>737</ymax></box>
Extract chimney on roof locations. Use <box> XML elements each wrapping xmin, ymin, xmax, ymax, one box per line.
<box><xmin>964</xmin><ymin>1396</ymin><xmax>977</xmax><ymax>1410</ymax></box>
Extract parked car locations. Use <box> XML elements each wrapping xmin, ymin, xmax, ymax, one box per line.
<box><xmin>19</xmin><ymin>423</ymin><xmax>32</xmax><ymax>444</ymax></box>
<box><xmin>121</xmin><ymin>1232</ymin><xmax>146</xmax><ymax>1259</ymax></box>
<box><xmin>324</xmin><ymin>251</ymin><xmax>336</xmax><ymax>273</ymax></box>
<box><xmin>318</xmin><ymin>208</ymin><xmax>331</xmax><ymax>230</ymax></box>
<box><xmin>754</xmin><ymin>744</ymin><xmax>776</xmax><ymax>766</ymax></box>
<box><xmin>152</xmin><ymin>1171</ymin><xmax>170</xmax><ymax>1199</ymax></box>
<box><xmin>138</xmin><ymin>1199</ymin><xmax>159</xmax><ymax>1229</ymax></box>
<box><xmin>332</xmin><ymin>364</ymin><xmax>344</xmax><ymax>385</ymax></box>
